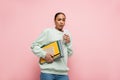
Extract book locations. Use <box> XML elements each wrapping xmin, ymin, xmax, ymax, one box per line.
<box><xmin>39</xmin><ymin>40</ymin><xmax>64</xmax><ymax>64</ymax></box>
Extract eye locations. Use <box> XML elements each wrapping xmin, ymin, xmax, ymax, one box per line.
<box><xmin>58</xmin><ymin>19</ymin><xmax>61</xmax><ymax>21</ymax></box>
<box><xmin>62</xmin><ymin>19</ymin><xmax>65</xmax><ymax>21</ymax></box>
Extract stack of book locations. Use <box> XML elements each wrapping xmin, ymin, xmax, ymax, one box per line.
<box><xmin>39</xmin><ymin>40</ymin><xmax>64</xmax><ymax>64</ymax></box>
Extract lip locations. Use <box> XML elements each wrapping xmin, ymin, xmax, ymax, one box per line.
<box><xmin>59</xmin><ymin>25</ymin><xmax>64</xmax><ymax>27</ymax></box>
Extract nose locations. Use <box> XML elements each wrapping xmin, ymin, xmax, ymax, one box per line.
<box><xmin>60</xmin><ymin>21</ymin><xmax>64</xmax><ymax>24</ymax></box>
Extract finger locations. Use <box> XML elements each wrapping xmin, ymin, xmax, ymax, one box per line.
<box><xmin>63</xmin><ymin>36</ymin><xmax>67</xmax><ymax>40</ymax></box>
<box><xmin>46</xmin><ymin>58</ymin><xmax>52</xmax><ymax>63</ymax></box>
<box><xmin>48</xmin><ymin>58</ymin><xmax>53</xmax><ymax>63</ymax></box>
<box><xmin>63</xmin><ymin>34</ymin><xmax>67</xmax><ymax>37</ymax></box>
<box><xmin>66</xmin><ymin>35</ymin><xmax>70</xmax><ymax>38</ymax></box>
<box><xmin>64</xmin><ymin>34</ymin><xmax>67</xmax><ymax>36</ymax></box>
<box><xmin>51</xmin><ymin>55</ymin><xmax>54</xmax><ymax>58</ymax></box>
<box><xmin>64</xmin><ymin>34</ymin><xmax>68</xmax><ymax>38</ymax></box>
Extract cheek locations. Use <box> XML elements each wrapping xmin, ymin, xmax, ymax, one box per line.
<box><xmin>55</xmin><ymin>21</ymin><xmax>59</xmax><ymax>24</ymax></box>
<box><xmin>57</xmin><ymin>22</ymin><xmax>60</xmax><ymax>25</ymax></box>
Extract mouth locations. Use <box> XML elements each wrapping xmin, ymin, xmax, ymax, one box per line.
<box><xmin>60</xmin><ymin>25</ymin><xmax>64</xmax><ymax>27</ymax></box>
<box><xmin>59</xmin><ymin>26</ymin><xmax>64</xmax><ymax>29</ymax></box>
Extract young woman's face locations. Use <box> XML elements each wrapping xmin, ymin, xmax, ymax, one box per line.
<box><xmin>55</xmin><ymin>14</ymin><xmax>66</xmax><ymax>31</ymax></box>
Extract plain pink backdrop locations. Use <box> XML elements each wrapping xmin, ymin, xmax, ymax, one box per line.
<box><xmin>0</xmin><ymin>0</ymin><xmax>120</xmax><ymax>80</ymax></box>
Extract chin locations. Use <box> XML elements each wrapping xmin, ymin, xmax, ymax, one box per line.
<box><xmin>56</xmin><ymin>26</ymin><xmax>63</xmax><ymax>31</ymax></box>
<box><xmin>59</xmin><ymin>27</ymin><xmax>63</xmax><ymax>30</ymax></box>
<box><xmin>59</xmin><ymin>26</ymin><xmax>64</xmax><ymax>29</ymax></box>
<box><xmin>57</xmin><ymin>28</ymin><xmax>63</xmax><ymax>31</ymax></box>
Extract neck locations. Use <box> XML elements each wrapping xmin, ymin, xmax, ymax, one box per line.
<box><xmin>55</xmin><ymin>27</ymin><xmax>63</xmax><ymax>32</ymax></box>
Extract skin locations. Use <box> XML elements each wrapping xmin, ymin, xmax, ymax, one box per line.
<box><xmin>55</xmin><ymin>14</ymin><xmax>66</xmax><ymax>32</ymax></box>
<box><xmin>45</xmin><ymin>13</ymin><xmax>70</xmax><ymax>63</ymax></box>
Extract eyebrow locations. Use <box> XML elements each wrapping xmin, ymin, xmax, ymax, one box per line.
<box><xmin>58</xmin><ymin>18</ymin><xmax>66</xmax><ymax>19</ymax></box>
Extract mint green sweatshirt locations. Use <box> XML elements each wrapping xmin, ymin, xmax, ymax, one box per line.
<box><xmin>31</xmin><ymin>27</ymin><xmax>73</xmax><ymax>75</ymax></box>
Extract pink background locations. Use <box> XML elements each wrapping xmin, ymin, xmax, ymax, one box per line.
<box><xmin>0</xmin><ymin>0</ymin><xmax>120</xmax><ymax>80</ymax></box>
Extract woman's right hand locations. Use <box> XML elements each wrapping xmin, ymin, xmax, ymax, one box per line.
<box><xmin>45</xmin><ymin>53</ymin><xmax>54</xmax><ymax>63</ymax></box>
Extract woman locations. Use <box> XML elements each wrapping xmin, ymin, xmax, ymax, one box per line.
<box><xmin>31</xmin><ymin>12</ymin><xmax>73</xmax><ymax>80</ymax></box>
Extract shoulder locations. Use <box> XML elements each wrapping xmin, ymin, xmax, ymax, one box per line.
<box><xmin>45</xmin><ymin>27</ymin><xmax>54</xmax><ymax>31</ymax></box>
<box><xmin>64</xmin><ymin>29</ymin><xmax>71</xmax><ymax>34</ymax></box>
<box><xmin>42</xmin><ymin>28</ymin><xmax>53</xmax><ymax>33</ymax></box>
<box><xmin>64</xmin><ymin>29</ymin><xmax>72</xmax><ymax>38</ymax></box>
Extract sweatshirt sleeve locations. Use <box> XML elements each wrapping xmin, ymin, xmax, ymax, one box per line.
<box><xmin>31</xmin><ymin>29</ymin><xmax>49</xmax><ymax>58</ymax></box>
<box><xmin>66</xmin><ymin>38</ymin><xmax>73</xmax><ymax>56</ymax></box>
<box><xmin>64</xmin><ymin>31</ymin><xmax>73</xmax><ymax>56</ymax></box>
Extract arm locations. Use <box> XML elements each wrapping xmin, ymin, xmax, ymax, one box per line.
<box><xmin>63</xmin><ymin>32</ymin><xmax>73</xmax><ymax>56</ymax></box>
<box><xmin>66</xmin><ymin>41</ymin><xmax>73</xmax><ymax>56</ymax></box>
<box><xmin>31</xmin><ymin>29</ymin><xmax>54</xmax><ymax>63</ymax></box>
<box><xmin>31</xmin><ymin>29</ymin><xmax>48</xmax><ymax>58</ymax></box>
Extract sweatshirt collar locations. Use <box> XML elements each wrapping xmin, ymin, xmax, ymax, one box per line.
<box><xmin>54</xmin><ymin>27</ymin><xmax>64</xmax><ymax>33</ymax></box>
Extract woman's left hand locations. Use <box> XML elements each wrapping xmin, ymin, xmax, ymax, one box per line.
<box><xmin>63</xmin><ymin>34</ymin><xmax>70</xmax><ymax>44</ymax></box>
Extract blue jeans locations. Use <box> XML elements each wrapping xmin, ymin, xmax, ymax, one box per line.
<box><xmin>40</xmin><ymin>72</ymin><xmax>69</xmax><ymax>80</ymax></box>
